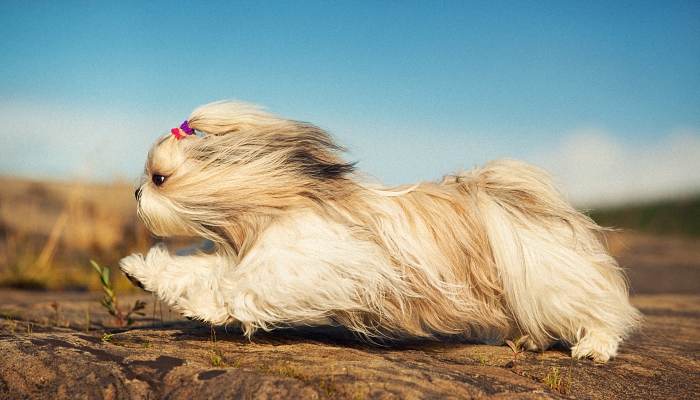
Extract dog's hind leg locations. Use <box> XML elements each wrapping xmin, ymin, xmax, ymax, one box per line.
<box><xmin>463</xmin><ymin>159</ymin><xmax>642</xmax><ymax>361</ymax></box>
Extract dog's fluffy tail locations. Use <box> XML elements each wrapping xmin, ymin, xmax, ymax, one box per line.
<box><xmin>452</xmin><ymin>159</ymin><xmax>642</xmax><ymax>360</ymax></box>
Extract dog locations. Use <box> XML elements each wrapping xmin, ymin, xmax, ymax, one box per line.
<box><xmin>120</xmin><ymin>100</ymin><xmax>641</xmax><ymax>361</ymax></box>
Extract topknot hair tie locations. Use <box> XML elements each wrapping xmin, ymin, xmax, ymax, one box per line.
<box><xmin>171</xmin><ymin>120</ymin><xmax>204</xmax><ymax>139</ymax></box>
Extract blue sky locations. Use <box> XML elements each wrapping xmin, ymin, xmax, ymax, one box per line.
<box><xmin>1</xmin><ymin>1</ymin><xmax>699</xmax><ymax>206</ymax></box>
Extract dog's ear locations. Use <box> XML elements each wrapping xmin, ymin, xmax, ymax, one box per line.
<box><xmin>280</xmin><ymin>125</ymin><xmax>356</xmax><ymax>181</ymax></box>
<box><xmin>186</xmin><ymin>101</ymin><xmax>277</xmax><ymax>136</ymax></box>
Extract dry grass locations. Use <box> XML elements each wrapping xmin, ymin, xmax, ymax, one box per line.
<box><xmin>0</xmin><ymin>176</ymin><xmax>153</xmax><ymax>292</ymax></box>
<box><xmin>2</xmin><ymin>174</ymin><xmax>697</xmax><ymax>293</ymax></box>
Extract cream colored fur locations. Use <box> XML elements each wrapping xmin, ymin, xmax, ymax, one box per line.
<box><xmin>120</xmin><ymin>100</ymin><xmax>642</xmax><ymax>361</ymax></box>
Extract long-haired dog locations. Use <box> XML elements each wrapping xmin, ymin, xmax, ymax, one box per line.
<box><xmin>120</xmin><ymin>100</ymin><xmax>641</xmax><ymax>361</ymax></box>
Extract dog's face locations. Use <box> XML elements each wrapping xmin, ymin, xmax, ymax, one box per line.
<box><xmin>134</xmin><ymin>101</ymin><xmax>355</xmax><ymax>248</ymax></box>
<box><xmin>134</xmin><ymin>134</ymin><xmax>202</xmax><ymax>238</ymax></box>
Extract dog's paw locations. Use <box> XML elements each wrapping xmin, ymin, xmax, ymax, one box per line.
<box><xmin>520</xmin><ymin>335</ymin><xmax>551</xmax><ymax>352</ymax></box>
<box><xmin>571</xmin><ymin>331</ymin><xmax>620</xmax><ymax>362</ymax></box>
<box><xmin>124</xmin><ymin>270</ymin><xmax>148</xmax><ymax>291</ymax></box>
<box><xmin>119</xmin><ymin>253</ymin><xmax>150</xmax><ymax>291</ymax></box>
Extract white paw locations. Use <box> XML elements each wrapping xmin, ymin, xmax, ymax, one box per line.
<box><xmin>119</xmin><ymin>243</ymin><xmax>170</xmax><ymax>292</ymax></box>
<box><xmin>119</xmin><ymin>253</ymin><xmax>150</xmax><ymax>291</ymax></box>
<box><xmin>571</xmin><ymin>332</ymin><xmax>620</xmax><ymax>362</ymax></box>
<box><xmin>521</xmin><ymin>336</ymin><xmax>553</xmax><ymax>352</ymax></box>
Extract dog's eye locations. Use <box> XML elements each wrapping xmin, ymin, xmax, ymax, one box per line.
<box><xmin>152</xmin><ymin>174</ymin><xmax>167</xmax><ymax>186</ymax></box>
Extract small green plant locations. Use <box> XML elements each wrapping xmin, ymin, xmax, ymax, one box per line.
<box><xmin>101</xmin><ymin>333</ymin><xmax>125</xmax><ymax>346</ymax></box>
<box><xmin>279</xmin><ymin>362</ymin><xmax>313</xmax><ymax>382</ymax></box>
<box><xmin>543</xmin><ymin>365</ymin><xmax>573</xmax><ymax>395</ymax></box>
<box><xmin>544</xmin><ymin>367</ymin><xmax>566</xmax><ymax>394</ymax></box>
<box><xmin>210</xmin><ymin>324</ymin><xmax>217</xmax><ymax>343</ymax></box>
<box><xmin>210</xmin><ymin>325</ymin><xmax>219</xmax><ymax>357</ymax></box>
<box><xmin>505</xmin><ymin>334</ymin><xmax>529</xmax><ymax>373</ymax></box>
<box><xmin>141</xmin><ymin>339</ymin><xmax>152</xmax><ymax>349</ymax></box>
<box><xmin>319</xmin><ymin>362</ymin><xmax>336</xmax><ymax>397</ymax></box>
<box><xmin>278</xmin><ymin>363</ymin><xmax>294</xmax><ymax>377</ymax></box>
<box><xmin>26</xmin><ymin>320</ymin><xmax>33</xmax><ymax>335</ymax></box>
<box><xmin>6</xmin><ymin>317</ymin><xmax>15</xmax><ymax>334</ymax></box>
<box><xmin>210</xmin><ymin>347</ymin><xmax>227</xmax><ymax>367</ymax></box>
<box><xmin>354</xmin><ymin>382</ymin><xmax>364</xmax><ymax>400</ymax></box>
<box><xmin>258</xmin><ymin>361</ymin><xmax>314</xmax><ymax>381</ymax></box>
<box><xmin>474</xmin><ymin>345</ymin><xmax>487</xmax><ymax>366</ymax></box>
<box><xmin>257</xmin><ymin>360</ymin><xmax>335</xmax><ymax>396</ymax></box>
<box><xmin>257</xmin><ymin>364</ymin><xmax>272</xmax><ymax>374</ymax></box>
<box><xmin>91</xmin><ymin>260</ymin><xmax>146</xmax><ymax>327</ymax></box>
<box><xmin>208</xmin><ymin>324</ymin><xmax>235</xmax><ymax>367</ymax></box>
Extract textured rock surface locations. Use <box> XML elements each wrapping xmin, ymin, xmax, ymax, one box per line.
<box><xmin>1</xmin><ymin>233</ymin><xmax>699</xmax><ymax>399</ymax></box>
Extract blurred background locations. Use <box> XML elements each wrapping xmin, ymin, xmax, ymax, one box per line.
<box><xmin>1</xmin><ymin>1</ymin><xmax>698</xmax><ymax>291</ymax></box>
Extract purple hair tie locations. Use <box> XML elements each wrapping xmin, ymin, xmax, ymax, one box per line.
<box><xmin>180</xmin><ymin>120</ymin><xmax>194</xmax><ymax>135</ymax></box>
<box><xmin>171</xmin><ymin>120</ymin><xmax>204</xmax><ymax>139</ymax></box>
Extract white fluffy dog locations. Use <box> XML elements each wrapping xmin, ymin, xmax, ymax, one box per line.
<box><xmin>120</xmin><ymin>100</ymin><xmax>641</xmax><ymax>361</ymax></box>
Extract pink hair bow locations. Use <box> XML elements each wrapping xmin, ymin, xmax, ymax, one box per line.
<box><xmin>171</xmin><ymin>120</ymin><xmax>195</xmax><ymax>139</ymax></box>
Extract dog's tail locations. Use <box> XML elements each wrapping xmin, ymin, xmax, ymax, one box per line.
<box><xmin>450</xmin><ymin>159</ymin><xmax>641</xmax><ymax>356</ymax></box>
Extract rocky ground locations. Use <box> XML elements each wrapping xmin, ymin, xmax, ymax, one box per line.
<box><xmin>1</xmin><ymin>233</ymin><xmax>699</xmax><ymax>399</ymax></box>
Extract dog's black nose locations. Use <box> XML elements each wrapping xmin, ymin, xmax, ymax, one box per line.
<box><xmin>134</xmin><ymin>187</ymin><xmax>142</xmax><ymax>200</ymax></box>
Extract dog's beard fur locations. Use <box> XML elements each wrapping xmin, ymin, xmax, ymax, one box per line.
<box><xmin>121</xmin><ymin>100</ymin><xmax>642</xmax><ymax>361</ymax></box>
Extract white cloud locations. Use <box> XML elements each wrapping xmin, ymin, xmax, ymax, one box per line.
<box><xmin>533</xmin><ymin>127</ymin><xmax>700</xmax><ymax>207</ymax></box>
<box><xmin>349</xmin><ymin>124</ymin><xmax>700</xmax><ymax>208</ymax></box>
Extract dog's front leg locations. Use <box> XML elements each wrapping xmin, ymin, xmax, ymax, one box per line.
<box><xmin>119</xmin><ymin>243</ymin><xmax>230</xmax><ymax>324</ymax></box>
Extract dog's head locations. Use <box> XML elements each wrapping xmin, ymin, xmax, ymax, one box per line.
<box><xmin>134</xmin><ymin>101</ymin><xmax>355</xmax><ymax>249</ymax></box>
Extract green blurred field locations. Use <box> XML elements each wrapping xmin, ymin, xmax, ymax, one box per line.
<box><xmin>1</xmin><ymin>175</ymin><xmax>698</xmax><ymax>291</ymax></box>
<box><xmin>588</xmin><ymin>196</ymin><xmax>700</xmax><ymax>237</ymax></box>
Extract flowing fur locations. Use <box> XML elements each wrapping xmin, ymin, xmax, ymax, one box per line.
<box><xmin>120</xmin><ymin>100</ymin><xmax>642</xmax><ymax>361</ymax></box>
